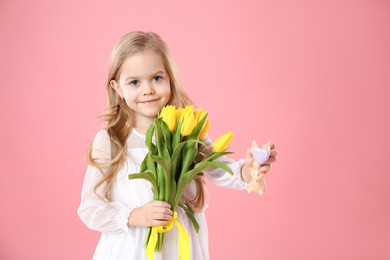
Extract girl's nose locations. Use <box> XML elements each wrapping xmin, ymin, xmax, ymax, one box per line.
<box><xmin>142</xmin><ymin>82</ymin><xmax>155</xmax><ymax>95</ymax></box>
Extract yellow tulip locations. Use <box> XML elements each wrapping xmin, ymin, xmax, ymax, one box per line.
<box><xmin>185</xmin><ymin>105</ymin><xmax>195</xmax><ymax>112</ymax></box>
<box><xmin>160</xmin><ymin>106</ymin><xmax>166</xmax><ymax>118</ymax></box>
<box><xmin>194</xmin><ymin>108</ymin><xmax>206</xmax><ymax>124</ymax></box>
<box><xmin>212</xmin><ymin>132</ymin><xmax>233</xmax><ymax>152</ymax></box>
<box><xmin>180</xmin><ymin>105</ymin><xmax>194</xmax><ymax>122</ymax></box>
<box><xmin>198</xmin><ymin>119</ymin><xmax>210</xmax><ymax>140</ymax></box>
<box><xmin>161</xmin><ymin>105</ymin><xmax>177</xmax><ymax>132</ymax></box>
<box><xmin>180</xmin><ymin>111</ymin><xmax>195</xmax><ymax>136</ymax></box>
<box><xmin>175</xmin><ymin>108</ymin><xmax>183</xmax><ymax>121</ymax></box>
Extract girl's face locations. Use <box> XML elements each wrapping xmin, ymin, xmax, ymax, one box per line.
<box><xmin>111</xmin><ymin>51</ymin><xmax>171</xmax><ymax>131</ymax></box>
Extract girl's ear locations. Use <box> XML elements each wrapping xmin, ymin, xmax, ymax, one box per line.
<box><xmin>110</xmin><ymin>80</ymin><xmax>123</xmax><ymax>98</ymax></box>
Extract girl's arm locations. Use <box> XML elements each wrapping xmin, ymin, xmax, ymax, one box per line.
<box><xmin>77</xmin><ymin>164</ymin><xmax>134</xmax><ymax>233</ymax></box>
<box><xmin>77</xmin><ymin>130</ymin><xmax>173</xmax><ymax>233</ymax></box>
<box><xmin>78</xmin><ymin>165</ymin><xmax>173</xmax><ymax>232</ymax></box>
<box><xmin>77</xmin><ymin>130</ymin><xmax>133</xmax><ymax>233</ymax></box>
<box><xmin>201</xmin><ymin>136</ymin><xmax>277</xmax><ymax>190</ymax></box>
<box><xmin>201</xmin><ymin>136</ymin><xmax>249</xmax><ymax>190</ymax></box>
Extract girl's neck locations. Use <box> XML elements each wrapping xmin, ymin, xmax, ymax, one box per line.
<box><xmin>133</xmin><ymin>120</ymin><xmax>154</xmax><ymax>135</ymax></box>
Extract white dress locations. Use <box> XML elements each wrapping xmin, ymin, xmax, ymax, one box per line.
<box><xmin>77</xmin><ymin>129</ymin><xmax>248</xmax><ymax>260</ymax></box>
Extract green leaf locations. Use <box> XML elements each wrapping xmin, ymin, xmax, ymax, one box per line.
<box><xmin>155</xmin><ymin>118</ymin><xmax>170</xmax><ymax>159</ymax></box>
<box><xmin>168</xmin><ymin>179</ymin><xmax>177</xmax><ymax>207</ymax></box>
<box><xmin>157</xmin><ymin>165</ymin><xmax>166</xmax><ymax>201</ymax></box>
<box><xmin>180</xmin><ymin>138</ymin><xmax>208</xmax><ymax>176</ymax></box>
<box><xmin>170</xmin><ymin>139</ymin><xmax>207</xmax><ymax>180</ymax></box>
<box><xmin>174</xmin><ymin>160</ymin><xmax>234</xmax><ymax>208</ymax></box>
<box><xmin>145</xmin><ymin>124</ymin><xmax>155</xmax><ymax>152</ymax></box>
<box><xmin>144</xmin><ymin>227</ymin><xmax>152</xmax><ymax>248</ymax></box>
<box><xmin>151</xmin><ymin>186</ymin><xmax>158</xmax><ymax>198</ymax></box>
<box><xmin>179</xmin><ymin>203</ymin><xmax>199</xmax><ymax>232</ymax></box>
<box><xmin>140</xmin><ymin>153</ymin><xmax>149</xmax><ymax>173</ymax></box>
<box><xmin>201</xmin><ymin>161</ymin><xmax>234</xmax><ymax>176</ymax></box>
<box><xmin>170</xmin><ymin>141</ymin><xmax>186</xmax><ymax>179</ymax></box>
<box><xmin>179</xmin><ymin>138</ymin><xmax>211</xmax><ymax>182</ymax></box>
<box><xmin>150</xmin><ymin>153</ymin><xmax>172</xmax><ymax>202</ymax></box>
<box><xmin>150</xmin><ymin>154</ymin><xmax>171</xmax><ymax>177</ymax></box>
<box><xmin>187</xmin><ymin>112</ymin><xmax>208</xmax><ymax>140</ymax></box>
<box><xmin>160</xmin><ymin>119</ymin><xmax>172</xmax><ymax>154</ymax></box>
<box><xmin>180</xmin><ymin>142</ymin><xmax>198</xmax><ymax>176</ymax></box>
<box><xmin>204</xmin><ymin>151</ymin><xmax>233</xmax><ymax>162</ymax></box>
<box><xmin>128</xmin><ymin>172</ymin><xmax>158</xmax><ymax>191</ymax></box>
<box><xmin>146</xmin><ymin>153</ymin><xmax>157</xmax><ymax>180</ymax></box>
<box><xmin>174</xmin><ymin>164</ymin><xmax>206</xmax><ymax>208</ymax></box>
<box><xmin>154</xmin><ymin>118</ymin><xmax>164</xmax><ymax>155</ymax></box>
<box><xmin>172</xmin><ymin>120</ymin><xmax>182</xmax><ymax>149</ymax></box>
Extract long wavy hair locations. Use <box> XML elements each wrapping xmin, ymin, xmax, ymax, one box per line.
<box><xmin>86</xmin><ymin>31</ymin><xmax>205</xmax><ymax>212</ymax></box>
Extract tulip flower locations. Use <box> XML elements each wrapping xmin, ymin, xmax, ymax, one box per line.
<box><xmin>194</xmin><ymin>108</ymin><xmax>206</xmax><ymax>124</ymax></box>
<box><xmin>198</xmin><ymin>119</ymin><xmax>210</xmax><ymax>140</ymax></box>
<box><xmin>180</xmin><ymin>105</ymin><xmax>194</xmax><ymax>122</ymax></box>
<box><xmin>160</xmin><ymin>107</ymin><xmax>166</xmax><ymax>118</ymax></box>
<box><xmin>175</xmin><ymin>108</ymin><xmax>183</xmax><ymax>121</ymax></box>
<box><xmin>212</xmin><ymin>132</ymin><xmax>233</xmax><ymax>152</ymax></box>
<box><xmin>180</xmin><ymin>110</ymin><xmax>195</xmax><ymax>136</ymax></box>
<box><xmin>161</xmin><ymin>105</ymin><xmax>176</xmax><ymax>132</ymax></box>
<box><xmin>129</xmin><ymin>104</ymin><xmax>234</xmax><ymax>259</ymax></box>
<box><xmin>185</xmin><ymin>105</ymin><xmax>194</xmax><ymax>113</ymax></box>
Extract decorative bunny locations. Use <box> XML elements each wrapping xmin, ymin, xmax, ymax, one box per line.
<box><xmin>248</xmin><ymin>141</ymin><xmax>270</xmax><ymax>195</ymax></box>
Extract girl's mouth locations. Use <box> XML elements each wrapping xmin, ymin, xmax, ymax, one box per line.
<box><xmin>139</xmin><ymin>98</ymin><xmax>159</xmax><ymax>103</ymax></box>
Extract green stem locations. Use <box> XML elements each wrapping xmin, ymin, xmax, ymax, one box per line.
<box><xmin>156</xmin><ymin>233</ymin><xmax>164</xmax><ymax>252</ymax></box>
<box><xmin>144</xmin><ymin>227</ymin><xmax>152</xmax><ymax>248</ymax></box>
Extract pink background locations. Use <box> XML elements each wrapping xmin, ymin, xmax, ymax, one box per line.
<box><xmin>1</xmin><ymin>0</ymin><xmax>389</xmax><ymax>259</ymax></box>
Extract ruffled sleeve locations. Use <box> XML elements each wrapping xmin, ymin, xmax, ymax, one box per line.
<box><xmin>202</xmin><ymin>136</ymin><xmax>249</xmax><ymax>191</ymax></box>
<box><xmin>77</xmin><ymin>130</ymin><xmax>133</xmax><ymax>234</ymax></box>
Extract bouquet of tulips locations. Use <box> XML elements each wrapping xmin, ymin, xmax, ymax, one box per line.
<box><xmin>128</xmin><ymin>105</ymin><xmax>234</xmax><ymax>259</ymax></box>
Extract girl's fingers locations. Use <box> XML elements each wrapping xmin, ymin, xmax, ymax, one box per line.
<box><xmin>155</xmin><ymin>207</ymin><xmax>173</xmax><ymax>215</ymax></box>
<box><xmin>263</xmin><ymin>142</ymin><xmax>276</xmax><ymax>152</ymax></box>
<box><xmin>245</xmin><ymin>148</ymin><xmax>254</xmax><ymax>167</ymax></box>
<box><xmin>156</xmin><ymin>213</ymin><xmax>172</xmax><ymax>221</ymax></box>
<box><xmin>254</xmin><ymin>174</ymin><xmax>265</xmax><ymax>180</ymax></box>
<box><xmin>259</xmin><ymin>165</ymin><xmax>271</xmax><ymax>173</ymax></box>
<box><xmin>246</xmin><ymin>147</ymin><xmax>254</xmax><ymax>160</ymax></box>
<box><xmin>152</xmin><ymin>220</ymin><xmax>170</xmax><ymax>226</ymax></box>
<box><xmin>152</xmin><ymin>201</ymin><xmax>173</xmax><ymax>217</ymax></box>
<box><xmin>263</xmin><ymin>141</ymin><xmax>272</xmax><ymax>149</ymax></box>
<box><xmin>151</xmin><ymin>200</ymin><xmax>171</xmax><ymax>209</ymax></box>
<box><xmin>158</xmin><ymin>201</ymin><xmax>171</xmax><ymax>208</ymax></box>
<box><xmin>262</xmin><ymin>143</ymin><xmax>275</xmax><ymax>157</ymax></box>
<box><xmin>264</xmin><ymin>156</ymin><xmax>277</xmax><ymax>164</ymax></box>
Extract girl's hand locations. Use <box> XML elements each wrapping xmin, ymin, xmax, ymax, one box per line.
<box><xmin>128</xmin><ymin>200</ymin><xmax>173</xmax><ymax>227</ymax></box>
<box><xmin>241</xmin><ymin>141</ymin><xmax>278</xmax><ymax>183</ymax></box>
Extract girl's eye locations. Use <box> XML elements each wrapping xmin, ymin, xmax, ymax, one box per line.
<box><xmin>153</xmin><ymin>76</ymin><xmax>162</xmax><ymax>82</ymax></box>
<box><xmin>129</xmin><ymin>80</ymin><xmax>140</xmax><ymax>86</ymax></box>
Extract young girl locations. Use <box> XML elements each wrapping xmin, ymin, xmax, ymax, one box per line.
<box><xmin>78</xmin><ymin>31</ymin><xmax>277</xmax><ymax>260</ymax></box>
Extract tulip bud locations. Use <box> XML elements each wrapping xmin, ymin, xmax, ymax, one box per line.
<box><xmin>160</xmin><ymin>106</ymin><xmax>167</xmax><ymax>118</ymax></box>
<box><xmin>213</xmin><ymin>132</ymin><xmax>233</xmax><ymax>152</ymax></box>
<box><xmin>194</xmin><ymin>108</ymin><xmax>206</xmax><ymax>124</ymax></box>
<box><xmin>175</xmin><ymin>108</ymin><xmax>183</xmax><ymax>121</ymax></box>
<box><xmin>199</xmin><ymin>119</ymin><xmax>210</xmax><ymax>140</ymax></box>
<box><xmin>180</xmin><ymin>105</ymin><xmax>194</xmax><ymax>122</ymax></box>
<box><xmin>161</xmin><ymin>105</ymin><xmax>176</xmax><ymax>132</ymax></box>
<box><xmin>180</xmin><ymin>111</ymin><xmax>195</xmax><ymax>136</ymax></box>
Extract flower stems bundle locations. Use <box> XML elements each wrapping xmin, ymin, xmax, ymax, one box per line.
<box><xmin>128</xmin><ymin>105</ymin><xmax>234</xmax><ymax>259</ymax></box>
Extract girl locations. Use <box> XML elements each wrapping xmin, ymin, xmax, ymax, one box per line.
<box><xmin>77</xmin><ymin>31</ymin><xmax>277</xmax><ymax>260</ymax></box>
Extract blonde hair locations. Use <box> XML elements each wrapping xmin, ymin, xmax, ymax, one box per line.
<box><xmin>86</xmin><ymin>31</ymin><xmax>205</xmax><ymax>212</ymax></box>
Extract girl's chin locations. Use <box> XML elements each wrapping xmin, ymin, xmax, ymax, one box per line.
<box><xmin>144</xmin><ymin>111</ymin><xmax>160</xmax><ymax>119</ymax></box>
